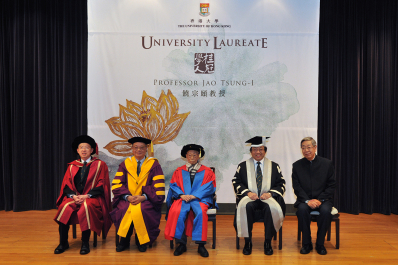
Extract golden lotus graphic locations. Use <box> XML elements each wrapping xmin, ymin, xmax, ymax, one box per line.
<box><xmin>104</xmin><ymin>90</ymin><xmax>190</xmax><ymax>156</ymax></box>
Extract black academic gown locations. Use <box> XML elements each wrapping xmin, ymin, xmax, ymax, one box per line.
<box><xmin>232</xmin><ymin>158</ymin><xmax>286</xmax><ymax>239</ymax></box>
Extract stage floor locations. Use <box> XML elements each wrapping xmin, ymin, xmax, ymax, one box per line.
<box><xmin>0</xmin><ymin>210</ymin><xmax>397</xmax><ymax>264</ymax></box>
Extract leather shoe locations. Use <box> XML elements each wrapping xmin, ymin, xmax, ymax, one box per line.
<box><xmin>54</xmin><ymin>243</ymin><xmax>69</xmax><ymax>254</ymax></box>
<box><xmin>137</xmin><ymin>244</ymin><xmax>147</xmax><ymax>252</ymax></box>
<box><xmin>80</xmin><ymin>241</ymin><xmax>90</xmax><ymax>255</ymax></box>
<box><xmin>300</xmin><ymin>243</ymin><xmax>313</xmax><ymax>254</ymax></box>
<box><xmin>116</xmin><ymin>243</ymin><xmax>130</xmax><ymax>252</ymax></box>
<box><xmin>316</xmin><ymin>244</ymin><xmax>327</xmax><ymax>255</ymax></box>
<box><xmin>264</xmin><ymin>242</ymin><xmax>273</xmax><ymax>255</ymax></box>
<box><xmin>242</xmin><ymin>242</ymin><xmax>252</xmax><ymax>255</ymax></box>
<box><xmin>173</xmin><ymin>244</ymin><xmax>187</xmax><ymax>256</ymax></box>
<box><xmin>198</xmin><ymin>245</ymin><xmax>209</xmax><ymax>258</ymax></box>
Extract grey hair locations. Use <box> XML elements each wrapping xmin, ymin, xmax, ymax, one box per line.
<box><xmin>300</xmin><ymin>137</ymin><xmax>317</xmax><ymax>147</ymax></box>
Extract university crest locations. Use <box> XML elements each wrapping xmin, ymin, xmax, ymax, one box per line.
<box><xmin>199</xmin><ymin>3</ymin><xmax>210</xmax><ymax>17</ymax></box>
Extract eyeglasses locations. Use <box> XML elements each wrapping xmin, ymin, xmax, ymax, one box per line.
<box><xmin>301</xmin><ymin>146</ymin><xmax>314</xmax><ymax>151</ymax></box>
<box><xmin>78</xmin><ymin>146</ymin><xmax>92</xmax><ymax>150</ymax></box>
<box><xmin>133</xmin><ymin>147</ymin><xmax>147</xmax><ymax>151</ymax></box>
<box><xmin>252</xmin><ymin>148</ymin><xmax>265</xmax><ymax>152</ymax></box>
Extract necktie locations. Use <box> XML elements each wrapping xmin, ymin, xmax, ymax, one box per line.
<box><xmin>137</xmin><ymin>161</ymin><xmax>141</xmax><ymax>176</ymax></box>
<box><xmin>256</xmin><ymin>161</ymin><xmax>262</xmax><ymax>196</ymax></box>
<box><xmin>81</xmin><ymin>162</ymin><xmax>87</xmax><ymax>182</ymax></box>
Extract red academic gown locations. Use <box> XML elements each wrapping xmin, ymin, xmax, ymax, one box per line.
<box><xmin>54</xmin><ymin>158</ymin><xmax>112</xmax><ymax>237</ymax></box>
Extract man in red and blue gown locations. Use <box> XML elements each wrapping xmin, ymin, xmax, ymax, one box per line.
<box><xmin>165</xmin><ymin>144</ymin><xmax>217</xmax><ymax>258</ymax></box>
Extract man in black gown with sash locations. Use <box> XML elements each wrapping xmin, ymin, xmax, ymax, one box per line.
<box><xmin>233</xmin><ymin>136</ymin><xmax>286</xmax><ymax>256</ymax></box>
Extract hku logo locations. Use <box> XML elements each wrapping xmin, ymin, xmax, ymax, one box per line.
<box><xmin>199</xmin><ymin>3</ymin><xmax>210</xmax><ymax>17</ymax></box>
<box><xmin>194</xmin><ymin>53</ymin><xmax>214</xmax><ymax>74</ymax></box>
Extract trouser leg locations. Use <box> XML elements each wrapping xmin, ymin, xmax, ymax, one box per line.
<box><xmin>316</xmin><ymin>201</ymin><xmax>333</xmax><ymax>246</ymax></box>
<box><xmin>59</xmin><ymin>223</ymin><xmax>70</xmax><ymax>244</ymax></box>
<box><xmin>297</xmin><ymin>202</ymin><xmax>312</xmax><ymax>245</ymax></box>
<box><xmin>262</xmin><ymin>203</ymin><xmax>275</xmax><ymax>241</ymax></box>
<box><xmin>245</xmin><ymin>201</ymin><xmax>259</xmax><ymax>241</ymax></box>
<box><xmin>82</xmin><ymin>230</ymin><xmax>91</xmax><ymax>242</ymax></box>
<box><xmin>176</xmin><ymin>232</ymin><xmax>188</xmax><ymax>245</ymax></box>
<box><xmin>120</xmin><ymin>222</ymin><xmax>134</xmax><ymax>246</ymax></box>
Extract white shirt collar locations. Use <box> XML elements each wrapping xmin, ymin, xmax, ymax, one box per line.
<box><xmin>136</xmin><ymin>157</ymin><xmax>146</xmax><ymax>163</ymax></box>
<box><xmin>81</xmin><ymin>157</ymin><xmax>92</xmax><ymax>163</ymax></box>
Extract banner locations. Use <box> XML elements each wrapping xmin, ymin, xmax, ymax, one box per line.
<box><xmin>88</xmin><ymin>0</ymin><xmax>320</xmax><ymax>204</ymax></box>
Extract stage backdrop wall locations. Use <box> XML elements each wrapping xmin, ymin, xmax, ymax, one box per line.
<box><xmin>87</xmin><ymin>0</ymin><xmax>320</xmax><ymax>204</ymax></box>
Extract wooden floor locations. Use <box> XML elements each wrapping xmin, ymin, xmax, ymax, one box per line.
<box><xmin>0</xmin><ymin>210</ymin><xmax>398</xmax><ymax>264</ymax></box>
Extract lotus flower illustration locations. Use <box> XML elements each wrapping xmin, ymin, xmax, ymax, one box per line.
<box><xmin>104</xmin><ymin>90</ymin><xmax>190</xmax><ymax>156</ymax></box>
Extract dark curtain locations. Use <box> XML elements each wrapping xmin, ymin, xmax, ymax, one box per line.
<box><xmin>0</xmin><ymin>0</ymin><xmax>88</xmax><ymax>211</ymax></box>
<box><xmin>318</xmin><ymin>0</ymin><xmax>398</xmax><ymax>214</ymax></box>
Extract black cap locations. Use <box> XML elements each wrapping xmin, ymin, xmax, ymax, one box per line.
<box><xmin>71</xmin><ymin>135</ymin><xmax>97</xmax><ymax>155</ymax></box>
<box><xmin>245</xmin><ymin>136</ymin><xmax>270</xmax><ymax>147</ymax></box>
<box><xmin>181</xmin><ymin>144</ymin><xmax>205</xmax><ymax>158</ymax></box>
<box><xmin>128</xmin><ymin>137</ymin><xmax>151</xmax><ymax>145</ymax></box>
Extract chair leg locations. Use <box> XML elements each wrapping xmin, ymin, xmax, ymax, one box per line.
<box><xmin>73</xmin><ymin>224</ymin><xmax>77</xmax><ymax>239</ymax></box>
<box><xmin>336</xmin><ymin>218</ymin><xmax>340</xmax><ymax>249</ymax></box>
<box><xmin>212</xmin><ymin>218</ymin><xmax>216</xmax><ymax>249</ymax></box>
<box><xmin>93</xmin><ymin>232</ymin><xmax>97</xmax><ymax>247</ymax></box>
<box><xmin>279</xmin><ymin>227</ymin><xmax>282</xmax><ymax>250</ymax></box>
<box><xmin>273</xmin><ymin>230</ymin><xmax>277</xmax><ymax>240</ymax></box>
<box><xmin>236</xmin><ymin>235</ymin><xmax>240</xmax><ymax>249</ymax></box>
<box><xmin>170</xmin><ymin>239</ymin><xmax>174</xmax><ymax>249</ymax></box>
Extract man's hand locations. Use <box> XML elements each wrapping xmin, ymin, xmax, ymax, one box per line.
<box><xmin>180</xmin><ymin>195</ymin><xmax>197</xmax><ymax>202</ymax></box>
<box><xmin>127</xmin><ymin>195</ymin><xmax>146</xmax><ymax>205</ymax></box>
<box><xmin>260</xmin><ymin>192</ymin><xmax>272</xmax><ymax>200</ymax></box>
<box><xmin>72</xmin><ymin>195</ymin><xmax>80</xmax><ymax>204</ymax></box>
<box><xmin>73</xmin><ymin>195</ymin><xmax>89</xmax><ymax>205</ymax></box>
<box><xmin>247</xmin><ymin>192</ymin><xmax>259</xmax><ymax>200</ymax></box>
<box><xmin>308</xmin><ymin>199</ymin><xmax>322</xmax><ymax>209</ymax></box>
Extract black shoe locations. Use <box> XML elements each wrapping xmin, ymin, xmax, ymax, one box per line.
<box><xmin>198</xmin><ymin>245</ymin><xmax>209</xmax><ymax>258</ymax></box>
<box><xmin>264</xmin><ymin>242</ymin><xmax>273</xmax><ymax>255</ymax></box>
<box><xmin>243</xmin><ymin>242</ymin><xmax>252</xmax><ymax>255</ymax></box>
<box><xmin>174</xmin><ymin>244</ymin><xmax>187</xmax><ymax>256</ymax></box>
<box><xmin>80</xmin><ymin>241</ymin><xmax>90</xmax><ymax>255</ymax></box>
<box><xmin>116</xmin><ymin>243</ymin><xmax>130</xmax><ymax>252</ymax></box>
<box><xmin>315</xmin><ymin>244</ymin><xmax>327</xmax><ymax>255</ymax></box>
<box><xmin>300</xmin><ymin>243</ymin><xmax>313</xmax><ymax>254</ymax></box>
<box><xmin>54</xmin><ymin>242</ymin><xmax>69</xmax><ymax>254</ymax></box>
<box><xmin>137</xmin><ymin>244</ymin><xmax>147</xmax><ymax>252</ymax></box>
<box><xmin>134</xmin><ymin>233</ymin><xmax>147</xmax><ymax>252</ymax></box>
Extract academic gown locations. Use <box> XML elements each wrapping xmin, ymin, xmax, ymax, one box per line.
<box><xmin>164</xmin><ymin>165</ymin><xmax>217</xmax><ymax>242</ymax></box>
<box><xmin>54</xmin><ymin>158</ymin><xmax>112</xmax><ymax>237</ymax></box>
<box><xmin>232</xmin><ymin>157</ymin><xmax>286</xmax><ymax>238</ymax></box>
<box><xmin>110</xmin><ymin>157</ymin><xmax>165</xmax><ymax>245</ymax></box>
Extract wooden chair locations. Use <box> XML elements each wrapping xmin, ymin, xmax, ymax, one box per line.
<box><xmin>236</xmin><ymin>209</ymin><xmax>283</xmax><ymax>250</ymax></box>
<box><xmin>169</xmin><ymin>167</ymin><xmax>217</xmax><ymax>249</ymax></box>
<box><xmin>297</xmin><ymin>207</ymin><xmax>340</xmax><ymax>249</ymax></box>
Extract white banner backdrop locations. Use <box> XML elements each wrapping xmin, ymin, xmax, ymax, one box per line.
<box><xmin>88</xmin><ymin>0</ymin><xmax>319</xmax><ymax>204</ymax></box>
